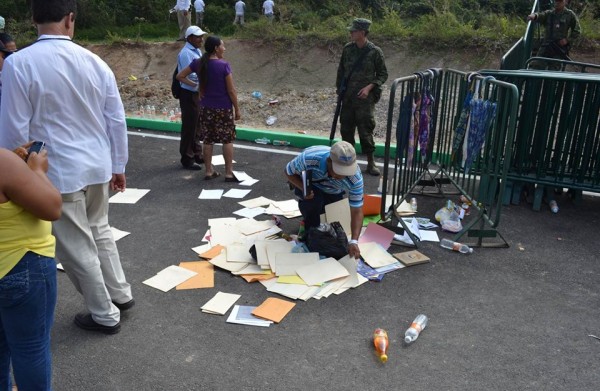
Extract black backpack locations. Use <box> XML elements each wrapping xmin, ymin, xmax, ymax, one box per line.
<box><xmin>171</xmin><ymin>65</ymin><xmax>181</xmax><ymax>99</ymax></box>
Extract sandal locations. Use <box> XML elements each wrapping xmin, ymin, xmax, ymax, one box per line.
<box><xmin>204</xmin><ymin>171</ymin><xmax>221</xmax><ymax>180</ymax></box>
<box><xmin>224</xmin><ymin>176</ymin><xmax>240</xmax><ymax>183</ymax></box>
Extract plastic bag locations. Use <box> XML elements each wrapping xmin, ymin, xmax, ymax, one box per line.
<box><xmin>435</xmin><ymin>200</ymin><xmax>455</xmax><ymax>222</ymax></box>
<box><xmin>441</xmin><ymin>210</ymin><xmax>463</xmax><ymax>232</ymax></box>
<box><xmin>306</xmin><ymin>222</ymin><xmax>348</xmax><ymax>259</ymax></box>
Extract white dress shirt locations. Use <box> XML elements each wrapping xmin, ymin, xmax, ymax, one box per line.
<box><xmin>175</xmin><ymin>0</ymin><xmax>191</xmax><ymax>11</ymax></box>
<box><xmin>194</xmin><ymin>0</ymin><xmax>205</xmax><ymax>12</ymax></box>
<box><xmin>0</xmin><ymin>35</ymin><xmax>128</xmax><ymax>194</ymax></box>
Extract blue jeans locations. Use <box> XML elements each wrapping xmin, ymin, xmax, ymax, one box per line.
<box><xmin>0</xmin><ymin>252</ymin><xmax>57</xmax><ymax>391</ymax></box>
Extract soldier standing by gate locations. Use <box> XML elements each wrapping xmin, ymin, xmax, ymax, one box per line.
<box><xmin>527</xmin><ymin>0</ymin><xmax>581</xmax><ymax>70</ymax></box>
<box><xmin>336</xmin><ymin>18</ymin><xmax>388</xmax><ymax>176</ymax></box>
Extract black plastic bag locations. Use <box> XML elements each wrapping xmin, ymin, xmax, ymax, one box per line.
<box><xmin>306</xmin><ymin>222</ymin><xmax>348</xmax><ymax>260</ymax></box>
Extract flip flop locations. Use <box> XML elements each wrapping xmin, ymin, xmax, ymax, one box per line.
<box><xmin>204</xmin><ymin>171</ymin><xmax>221</xmax><ymax>180</ymax></box>
<box><xmin>224</xmin><ymin>176</ymin><xmax>240</xmax><ymax>183</ymax></box>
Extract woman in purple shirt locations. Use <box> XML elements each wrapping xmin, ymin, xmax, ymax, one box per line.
<box><xmin>178</xmin><ymin>35</ymin><xmax>241</xmax><ymax>181</ymax></box>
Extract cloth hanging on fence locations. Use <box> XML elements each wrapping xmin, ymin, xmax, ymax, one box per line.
<box><xmin>418</xmin><ymin>88</ymin><xmax>434</xmax><ymax>163</ymax></box>
<box><xmin>396</xmin><ymin>94</ymin><xmax>413</xmax><ymax>160</ymax></box>
<box><xmin>464</xmin><ymin>99</ymin><xmax>498</xmax><ymax>172</ymax></box>
<box><xmin>407</xmin><ymin>93</ymin><xmax>421</xmax><ymax>166</ymax></box>
<box><xmin>451</xmin><ymin>89</ymin><xmax>474</xmax><ymax>163</ymax></box>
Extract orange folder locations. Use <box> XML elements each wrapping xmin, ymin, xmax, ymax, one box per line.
<box><xmin>251</xmin><ymin>297</ymin><xmax>296</xmax><ymax>323</ymax></box>
<box><xmin>362</xmin><ymin>194</ymin><xmax>381</xmax><ymax>216</ymax></box>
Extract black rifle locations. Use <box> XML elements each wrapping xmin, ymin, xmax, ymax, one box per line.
<box><xmin>549</xmin><ymin>40</ymin><xmax>572</xmax><ymax>62</ymax></box>
<box><xmin>329</xmin><ymin>47</ymin><xmax>373</xmax><ymax>146</ymax></box>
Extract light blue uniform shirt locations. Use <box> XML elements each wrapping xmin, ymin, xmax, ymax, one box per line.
<box><xmin>178</xmin><ymin>42</ymin><xmax>202</xmax><ymax>92</ymax></box>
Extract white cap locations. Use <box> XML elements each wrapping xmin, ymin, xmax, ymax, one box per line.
<box><xmin>330</xmin><ymin>141</ymin><xmax>358</xmax><ymax>176</ymax></box>
<box><xmin>185</xmin><ymin>25</ymin><xmax>207</xmax><ymax>39</ymax></box>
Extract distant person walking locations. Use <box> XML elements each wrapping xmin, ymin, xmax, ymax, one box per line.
<box><xmin>336</xmin><ymin>18</ymin><xmax>388</xmax><ymax>176</ymax></box>
<box><xmin>176</xmin><ymin>26</ymin><xmax>207</xmax><ymax>170</ymax></box>
<box><xmin>263</xmin><ymin>0</ymin><xmax>275</xmax><ymax>22</ymax></box>
<box><xmin>175</xmin><ymin>0</ymin><xmax>192</xmax><ymax>41</ymax></box>
<box><xmin>0</xmin><ymin>16</ymin><xmax>4</xmax><ymax>31</ymax></box>
<box><xmin>234</xmin><ymin>0</ymin><xmax>246</xmax><ymax>26</ymax></box>
<box><xmin>527</xmin><ymin>0</ymin><xmax>581</xmax><ymax>70</ymax></box>
<box><xmin>0</xmin><ymin>0</ymin><xmax>135</xmax><ymax>335</ymax></box>
<box><xmin>194</xmin><ymin>0</ymin><xmax>205</xmax><ymax>27</ymax></box>
<box><xmin>177</xmin><ymin>36</ymin><xmax>241</xmax><ymax>182</ymax></box>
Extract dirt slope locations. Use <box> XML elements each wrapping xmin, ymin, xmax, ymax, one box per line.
<box><xmin>87</xmin><ymin>40</ymin><xmax>598</xmax><ymax>138</ymax></box>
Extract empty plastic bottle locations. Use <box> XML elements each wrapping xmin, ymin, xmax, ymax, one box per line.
<box><xmin>549</xmin><ymin>200</ymin><xmax>559</xmax><ymax>214</ymax></box>
<box><xmin>410</xmin><ymin>197</ymin><xmax>418</xmax><ymax>212</ymax></box>
<box><xmin>373</xmin><ymin>328</ymin><xmax>389</xmax><ymax>363</ymax></box>
<box><xmin>405</xmin><ymin>314</ymin><xmax>428</xmax><ymax>344</ymax></box>
<box><xmin>440</xmin><ymin>238</ymin><xmax>473</xmax><ymax>254</ymax></box>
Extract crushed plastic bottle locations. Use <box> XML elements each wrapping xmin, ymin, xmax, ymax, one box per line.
<box><xmin>549</xmin><ymin>200</ymin><xmax>559</xmax><ymax>214</ymax></box>
<box><xmin>405</xmin><ymin>314</ymin><xmax>428</xmax><ymax>344</ymax></box>
<box><xmin>266</xmin><ymin>116</ymin><xmax>277</xmax><ymax>126</ymax></box>
<box><xmin>440</xmin><ymin>238</ymin><xmax>473</xmax><ymax>254</ymax></box>
<box><xmin>251</xmin><ymin>91</ymin><xmax>262</xmax><ymax>99</ymax></box>
<box><xmin>254</xmin><ymin>137</ymin><xmax>270</xmax><ymax>145</ymax></box>
<box><xmin>410</xmin><ymin>197</ymin><xmax>418</xmax><ymax>212</ymax></box>
<box><xmin>373</xmin><ymin>328</ymin><xmax>389</xmax><ymax>363</ymax></box>
<box><xmin>272</xmin><ymin>140</ymin><xmax>290</xmax><ymax>146</ymax></box>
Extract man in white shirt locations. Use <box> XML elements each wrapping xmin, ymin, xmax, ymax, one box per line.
<box><xmin>178</xmin><ymin>26</ymin><xmax>206</xmax><ymax>170</ymax></box>
<box><xmin>0</xmin><ymin>0</ymin><xmax>134</xmax><ymax>335</ymax></box>
<box><xmin>175</xmin><ymin>0</ymin><xmax>192</xmax><ymax>41</ymax></box>
<box><xmin>263</xmin><ymin>0</ymin><xmax>275</xmax><ymax>22</ymax></box>
<box><xmin>234</xmin><ymin>0</ymin><xmax>246</xmax><ymax>25</ymax></box>
<box><xmin>193</xmin><ymin>0</ymin><xmax>205</xmax><ymax>27</ymax></box>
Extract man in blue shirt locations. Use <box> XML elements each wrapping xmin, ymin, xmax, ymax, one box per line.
<box><xmin>178</xmin><ymin>25</ymin><xmax>206</xmax><ymax>170</ymax></box>
<box><xmin>285</xmin><ymin>141</ymin><xmax>363</xmax><ymax>259</ymax></box>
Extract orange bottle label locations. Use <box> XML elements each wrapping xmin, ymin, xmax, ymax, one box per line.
<box><xmin>410</xmin><ymin>322</ymin><xmax>423</xmax><ymax>333</ymax></box>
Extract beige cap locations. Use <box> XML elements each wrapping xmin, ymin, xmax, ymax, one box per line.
<box><xmin>330</xmin><ymin>141</ymin><xmax>358</xmax><ymax>176</ymax></box>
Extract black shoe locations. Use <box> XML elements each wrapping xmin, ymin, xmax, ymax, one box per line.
<box><xmin>113</xmin><ymin>299</ymin><xmax>135</xmax><ymax>311</ymax></box>
<box><xmin>74</xmin><ymin>313</ymin><xmax>121</xmax><ymax>334</ymax></box>
<box><xmin>195</xmin><ymin>156</ymin><xmax>204</xmax><ymax>164</ymax></box>
<box><xmin>182</xmin><ymin>162</ymin><xmax>203</xmax><ymax>171</ymax></box>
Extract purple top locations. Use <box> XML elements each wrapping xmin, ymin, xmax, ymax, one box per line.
<box><xmin>190</xmin><ymin>57</ymin><xmax>233</xmax><ymax>109</ymax></box>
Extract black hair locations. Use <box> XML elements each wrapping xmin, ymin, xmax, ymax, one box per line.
<box><xmin>198</xmin><ymin>36</ymin><xmax>222</xmax><ymax>94</ymax></box>
<box><xmin>32</xmin><ymin>0</ymin><xmax>77</xmax><ymax>24</ymax></box>
<box><xmin>0</xmin><ymin>33</ymin><xmax>14</xmax><ymax>46</ymax></box>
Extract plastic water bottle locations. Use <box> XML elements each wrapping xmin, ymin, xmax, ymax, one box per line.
<box><xmin>373</xmin><ymin>328</ymin><xmax>389</xmax><ymax>363</ymax></box>
<box><xmin>405</xmin><ymin>314</ymin><xmax>428</xmax><ymax>344</ymax></box>
<box><xmin>549</xmin><ymin>200</ymin><xmax>559</xmax><ymax>214</ymax></box>
<box><xmin>410</xmin><ymin>197</ymin><xmax>418</xmax><ymax>212</ymax></box>
<box><xmin>440</xmin><ymin>238</ymin><xmax>473</xmax><ymax>254</ymax></box>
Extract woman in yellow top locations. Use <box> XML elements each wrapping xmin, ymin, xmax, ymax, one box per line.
<box><xmin>0</xmin><ymin>146</ymin><xmax>62</xmax><ymax>391</ymax></box>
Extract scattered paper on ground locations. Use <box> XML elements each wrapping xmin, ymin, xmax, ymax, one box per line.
<box><xmin>223</xmin><ymin>189</ymin><xmax>252</xmax><ymax>199</ymax></box>
<box><xmin>143</xmin><ymin>265</ymin><xmax>198</xmax><ymax>292</ymax></box>
<box><xmin>109</xmin><ymin>188</ymin><xmax>150</xmax><ymax>204</ymax></box>
<box><xmin>226</xmin><ymin>305</ymin><xmax>272</xmax><ymax>327</ymax></box>
<box><xmin>110</xmin><ymin>227</ymin><xmax>130</xmax><ymax>241</ymax></box>
<box><xmin>201</xmin><ymin>291</ymin><xmax>241</xmax><ymax>315</ymax></box>
<box><xmin>359</xmin><ymin>242</ymin><xmax>399</xmax><ymax>268</ymax></box>
<box><xmin>296</xmin><ymin>257</ymin><xmax>350</xmax><ymax>286</ymax></box>
<box><xmin>239</xmin><ymin>196</ymin><xmax>274</xmax><ymax>208</ymax></box>
<box><xmin>199</xmin><ymin>189</ymin><xmax>224</xmax><ymax>199</ymax></box>
<box><xmin>325</xmin><ymin>198</ymin><xmax>351</xmax><ymax>235</ymax></box>
<box><xmin>252</xmin><ymin>297</ymin><xmax>296</xmax><ymax>323</ymax></box>
<box><xmin>176</xmin><ymin>261</ymin><xmax>214</xmax><ymax>289</ymax></box>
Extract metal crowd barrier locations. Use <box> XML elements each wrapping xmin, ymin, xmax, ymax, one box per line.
<box><xmin>478</xmin><ymin>69</ymin><xmax>600</xmax><ymax>210</ymax></box>
<box><xmin>380</xmin><ymin>69</ymin><xmax>519</xmax><ymax>247</ymax></box>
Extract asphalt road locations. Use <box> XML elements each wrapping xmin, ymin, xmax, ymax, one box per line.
<box><xmin>50</xmin><ymin>129</ymin><xmax>600</xmax><ymax>390</ymax></box>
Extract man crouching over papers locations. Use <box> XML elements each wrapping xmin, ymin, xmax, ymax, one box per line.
<box><xmin>284</xmin><ymin>141</ymin><xmax>363</xmax><ymax>259</ymax></box>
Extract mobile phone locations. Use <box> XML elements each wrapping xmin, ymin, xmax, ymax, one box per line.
<box><xmin>26</xmin><ymin>141</ymin><xmax>45</xmax><ymax>161</ymax></box>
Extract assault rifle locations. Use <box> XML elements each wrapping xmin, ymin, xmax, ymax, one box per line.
<box><xmin>549</xmin><ymin>40</ymin><xmax>572</xmax><ymax>62</ymax></box>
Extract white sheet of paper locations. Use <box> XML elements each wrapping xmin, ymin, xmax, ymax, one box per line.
<box><xmin>239</xmin><ymin>196</ymin><xmax>274</xmax><ymax>208</ymax></box>
<box><xmin>298</xmin><ymin>286</ymin><xmax>322</xmax><ymax>301</ymax></box>
<box><xmin>211</xmin><ymin>155</ymin><xmax>235</xmax><ymax>166</ymax></box>
<box><xmin>271</xmin><ymin>199</ymin><xmax>299</xmax><ymax>213</ymax></box>
<box><xmin>201</xmin><ymin>291</ymin><xmax>241</xmax><ymax>315</ymax></box>
<box><xmin>265</xmin><ymin>241</ymin><xmax>295</xmax><ymax>273</ymax></box>
<box><xmin>199</xmin><ymin>189</ymin><xmax>224</xmax><ymax>199</ymax></box>
<box><xmin>209</xmin><ymin>251</ymin><xmax>248</xmax><ymax>272</ymax></box>
<box><xmin>231</xmin><ymin>264</ymin><xmax>272</xmax><ymax>275</ymax></box>
<box><xmin>296</xmin><ymin>258</ymin><xmax>350</xmax><ymax>286</ymax></box>
<box><xmin>109</xmin><ymin>188</ymin><xmax>150</xmax><ymax>204</ymax></box>
<box><xmin>419</xmin><ymin>230</ymin><xmax>440</xmax><ymax>242</ymax></box>
<box><xmin>240</xmin><ymin>179</ymin><xmax>259</xmax><ymax>186</ymax></box>
<box><xmin>394</xmin><ymin>217</ymin><xmax>421</xmax><ymax>245</ymax></box>
<box><xmin>325</xmin><ymin>198</ymin><xmax>351</xmax><ymax>235</ymax></box>
<box><xmin>226</xmin><ymin>243</ymin><xmax>254</xmax><ymax>263</ymax></box>
<box><xmin>236</xmin><ymin>218</ymin><xmax>274</xmax><ymax>236</ymax></box>
<box><xmin>210</xmin><ymin>222</ymin><xmax>242</xmax><ymax>246</ymax></box>
<box><xmin>142</xmin><ymin>265</ymin><xmax>197</xmax><ymax>292</ymax></box>
<box><xmin>274</xmin><ymin>252</ymin><xmax>320</xmax><ymax>276</ymax></box>
<box><xmin>233</xmin><ymin>207</ymin><xmax>265</xmax><ymax>218</ymax></box>
<box><xmin>110</xmin><ymin>227</ymin><xmax>130</xmax><ymax>241</ymax></box>
<box><xmin>191</xmin><ymin>243</ymin><xmax>212</xmax><ymax>255</ymax></box>
<box><xmin>254</xmin><ymin>240</ymin><xmax>270</xmax><ymax>267</ymax></box>
<box><xmin>267</xmin><ymin>282</ymin><xmax>313</xmax><ymax>300</ymax></box>
<box><xmin>223</xmin><ymin>189</ymin><xmax>252</xmax><ymax>199</ymax></box>
<box><xmin>338</xmin><ymin>255</ymin><xmax>361</xmax><ymax>288</ymax></box>
<box><xmin>208</xmin><ymin>217</ymin><xmax>237</xmax><ymax>226</ymax></box>
<box><xmin>232</xmin><ymin>171</ymin><xmax>252</xmax><ymax>182</ymax></box>
<box><xmin>359</xmin><ymin>242</ymin><xmax>398</xmax><ymax>268</ymax></box>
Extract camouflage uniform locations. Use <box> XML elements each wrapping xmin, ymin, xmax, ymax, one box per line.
<box><xmin>336</xmin><ymin>40</ymin><xmax>387</xmax><ymax>155</ymax></box>
<box><xmin>531</xmin><ymin>7</ymin><xmax>581</xmax><ymax>70</ymax></box>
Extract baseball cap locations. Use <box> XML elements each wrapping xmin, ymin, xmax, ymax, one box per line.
<box><xmin>330</xmin><ymin>141</ymin><xmax>358</xmax><ymax>176</ymax></box>
<box><xmin>185</xmin><ymin>26</ymin><xmax>207</xmax><ymax>39</ymax></box>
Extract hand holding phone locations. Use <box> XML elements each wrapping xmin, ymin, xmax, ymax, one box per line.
<box><xmin>27</xmin><ymin>141</ymin><xmax>45</xmax><ymax>161</ymax></box>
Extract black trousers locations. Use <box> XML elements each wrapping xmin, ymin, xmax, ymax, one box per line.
<box><xmin>178</xmin><ymin>89</ymin><xmax>202</xmax><ymax>166</ymax></box>
<box><xmin>294</xmin><ymin>186</ymin><xmax>344</xmax><ymax>231</ymax></box>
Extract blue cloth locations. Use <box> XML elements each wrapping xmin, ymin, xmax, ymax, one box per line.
<box><xmin>0</xmin><ymin>252</ymin><xmax>57</xmax><ymax>391</ymax></box>
<box><xmin>285</xmin><ymin>146</ymin><xmax>363</xmax><ymax>208</ymax></box>
<box><xmin>178</xmin><ymin>42</ymin><xmax>201</xmax><ymax>92</ymax></box>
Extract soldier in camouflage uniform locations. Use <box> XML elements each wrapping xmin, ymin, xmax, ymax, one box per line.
<box><xmin>527</xmin><ymin>0</ymin><xmax>581</xmax><ymax>70</ymax></box>
<box><xmin>336</xmin><ymin>18</ymin><xmax>388</xmax><ymax>176</ymax></box>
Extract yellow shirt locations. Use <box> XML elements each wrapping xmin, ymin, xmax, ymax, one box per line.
<box><xmin>0</xmin><ymin>200</ymin><xmax>56</xmax><ymax>278</ymax></box>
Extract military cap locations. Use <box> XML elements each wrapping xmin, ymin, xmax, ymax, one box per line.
<box><xmin>347</xmin><ymin>18</ymin><xmax>371</xmax><ymax>32</ymax></box>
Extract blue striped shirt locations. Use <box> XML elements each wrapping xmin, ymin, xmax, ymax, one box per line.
<box><xmin>286</xmin><ymin>146</ymin><xmax>364</xmax><ymax>208</ymax></box>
